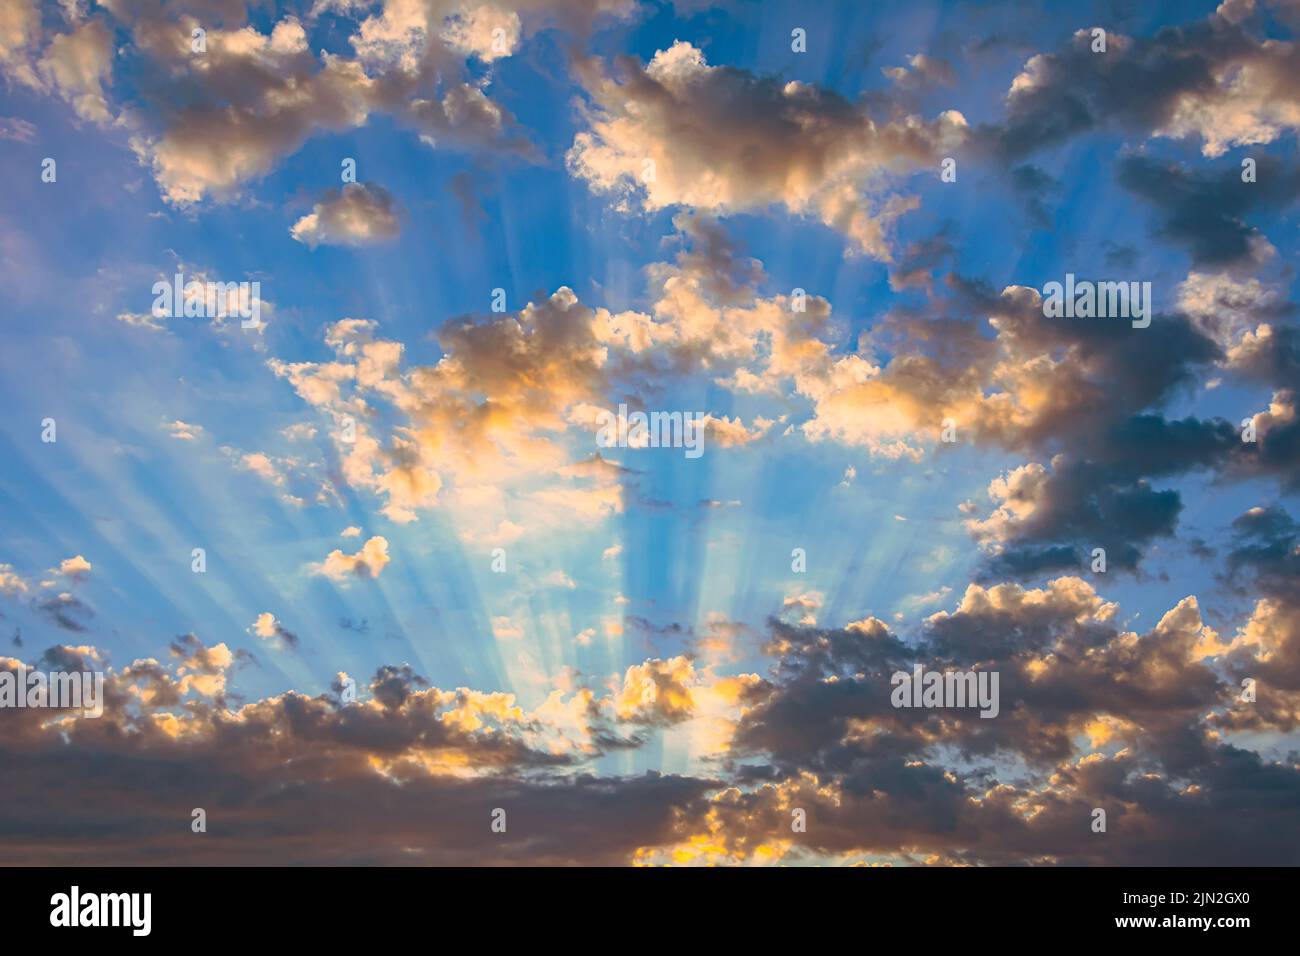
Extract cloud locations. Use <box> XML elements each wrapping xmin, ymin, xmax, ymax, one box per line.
<box><xmin>0</xmin><ymin>564</ymin><xmax>30</xmax><ymax>596</ymax></box>
<box><xmin>312</xmin><ymin>535</ymin><xmax>391</xmax><ymax>580</ymax></box>
<box><xmin>1116</xmin><ymin>154</ymin><xmax>1300</xmax><ymax>267</ymax></box>
<box><xmin>540</xmin><ymin>569</ymin><xmax>576</xmax><ymax>589</ymax></box>
<box><xmin>780</xmin><ymin>267</ymin><xmax>1299</xmax><ymax>575</ymax></box>
<box><xmin>38</xmin><ymin>18</ymin><xmax>114</xmax><ymax>123</ymax></box>
<box><xmin>1176</xmin><ymin>270</ymin><xmax>1291</xmax><ymax>354</ymax></box>
<box><xmin>0</xmin><ymin>0</ymin><xmax>43</xmax><ymax>89</ymax></box>
<box><xmin>168</xmin><ymin>633</ymin><xmax>241</xmax><ymax>700</ymax></box>
<box><xmin>248</xmin><ymin>612</ymin><xmax>301</xmax><ymax>650</ymax></box>
<box><xmin>3</xmin><ymin>562</ymin><xmax>1299</xmax><ymax>865</ymax></box>
<box><xmin>7</xmin><ymin>0</ymin><xmax>1300</xmax><ymax>870</ymax></box>
<box><xmin>781</xmin><ymin>590</ymin><xmax>823</xmax><ymax>626</ymax></box>
<box><xmin>989</xmin><ymin>13</ymin><xmax>1300</xmax><ymax>161</ymax></box>
<box><xmin>44</xmin><ymin>4</ymin><xmax>553</xmax><ymax>205</ymax></box>
<box><xmin>36</xmin><ymin>592</ymin><xmax>94</xmax><ymax>632</ymax></box>
<box><xmin>1241</xmin><ymin>390</ymin><xmax>1300</xmax><ymax>488</ymax></box>
<box><xmin>261</xmin><ymin>214</ymin><xmax>845</xmax><ymax>536</ymax></box>
<box><xmin>291</xmin><ymin>183</ymin><xmax>403</xmax><ymax>248</ymax></box>
<box><xmin>282</xmin><ymin>422</ymin><xmax>317</xmax><ymax>441</ymax></box>
<box><xmin>965</xmin><ymin>457</ymin><xmax>1183</xmax><ymax>576</ymax></box>
<box><xmin>0</xmin><ymin>633</ymin><xmax>738</xmax><ymax>863</ymax></box>
<box><xmin>240</xmin><ymin>452</ymin><xmax>288</xmax><ymax>486</ymax></box>
<box><xmin>882</xmin><ymin>53</ymin><xmax>955</xmax><ymax>91</ymax></box>
<box><xmin>165</xmin><ymin>420</ymin><xmax>204</xmax><ymax>440</ymax></box>
<box><xmin>567</xmin><ymin>41</ymin><xmax>967</xmax><ymax>258</ymax></box>
<box><xmin>57</xmin><ymin>555</ymin><xmax>92</xmax><ymax>579</ymax></box>
<box><xmin>255</xmin><ymin>202</ymin><xmax>1291</xmax><ymax>575</ymax></box>
<box><xmin>0</xmin><ymin>115</ymin><xmax>36</xmax><ymax>141</ymax></box>
<box><xmin>609</xmin><ymin>656</ymin><xmax>699</xmax><ymax>725</ymax></box>
<box><xmin>491</xmin><ymin>616</ymin><xmax>525</xmax><ymax>640</ymax></box>
<box><xmin>692</xmin><ymin>576</ymin><xmax>1300</xmax><ymax>865</ymax></box>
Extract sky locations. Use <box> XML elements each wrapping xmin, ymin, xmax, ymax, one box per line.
<box><xmin>0</xmin><ymin>0</ymin><xmax>1299</xmax><ymax>865</ymax></box>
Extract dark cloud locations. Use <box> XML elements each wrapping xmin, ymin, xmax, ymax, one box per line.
<box><xmin>983</xmin><ymin>12</ymin><xmax>1284</xmax><ymax>161</ymax></box>
<box><xmin>1009</xmin><ymin>163</ymin><xmax>1060</xmax><ymax>228</ymax></box>
<box><xmin>714</xmin><ymin>577</ymin><xmax>1299</xmax><ymax>864</ymax></box>
<box><xmin>35</xmin><ymin>593</ymin><xmax>93</xmax><ymax>633</ymax></box>
<box><xmin>3</xmin><ymin>570</ymin><xmax>1298</xmax><ymax>866</ymax></box>
<box><xmin>889</xmin><ymin>228</ymin><xmax>957</xmax><ymax>291</ymax></box>
<box><xmin>1116</xmin><ymin>154</ymin><xmax>1300</xmax><ymax>267</ymax></box>
<box><xmin>0</xmin><ymin>639</ymin><xmax>727</xmax><ymax>864</ymax></box>
<box><xmin>1208</xmin><ymin>506</ymin><xmax>1300</xmax><ymax>731</ymax></box>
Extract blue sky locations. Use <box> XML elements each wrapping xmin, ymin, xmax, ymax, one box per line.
<box><xmin>1</xmin><ymin>0</ymin><xmax>1299</xmax><ymax>864</ymax></box>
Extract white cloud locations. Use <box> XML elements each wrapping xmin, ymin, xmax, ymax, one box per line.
<box><xmin>312</xmin><ymin>535</ymin><xmax>391</xmax><ymax>580</ymax></box>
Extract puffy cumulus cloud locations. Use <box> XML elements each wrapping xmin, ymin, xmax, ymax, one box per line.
<box><xmin>689</xmin><ymin>577</ymin><xmax>1300</xmax><ymax>865</ymax></box>
<box><xmin>1208</xmin><ymin>505</ymin><xmax>1300</xmax><ymax>732</ymax></box>
<box><xmin>882</xmin><ymin>53</ymin><xmax>955</xmax><ymax>92</ymax></box>
<box><xmin>0</xmin><ymin>2</ymin><xmax>113</xmax><ymax>119</ymax></box>
<box><xmin>291</xmin><ymin>183</ymin><xmax>403</xmax><ymax>248</ymax></box>
<box><xmin>701</xmin><ymin>414</ymin><xmax>771</xmax><ymax>448</ymax></box>
<box><xmin>0</xmin><ymin>564</ymin><xmax>30</xmax><ymax>596</ymax></box>
<box><xmin>1224</xmin><ymin>321</ymin><xmax>1300</xmax><ymax>387</ymax></box>
<box><xmin>167</xmin><ymin>633</ymin><xmax>240</xmax><ymax>700</ymax></box>
<box><xmin>0</xmin><ymin>633</ymin><xmax>744</xmax><ymax>864</ymax></box>
<box><xmin>265</xmin><ymin>215</ymin><xmax>835</xmax><ymax>537</ymax></box>
<box><xmin>57</xmin><ymin>554</ymin><xmax>92</xmax><ymax>579</ymax></box>
<box><xmin>240</xmin><ymin>451</ymin><xmax>286</xmax><ymax>485</ymax></box>
<box><xmin>567</xmin><ymin>41</ymin><xmax>967</xmax><ymax>259</ymax></box>
<box><xmin>248</xmin><ymin>612</ymin><xmax>300</xmax><ymax>650</ymax></box>
<box><xmin>1115</xmin><ymin>154</ymin><xmax>1300</xmax><ymax>268</ymax></box>
<box><xmin>52</xmin><ymin>0</ymin><xmax>643</xmax><ymax>206</ymax></box>
<box><xmin>626</xmin><ymin>215</ymin><xmax>838</xmax><ymax>387</ymax></box>
<box><xmin>632</xmin><ymin>796</ymin><xmax>795</xmax><ymax>867</ymax></box>
<box><xmin>271</xmin><ymin>296</ymin><xmax>604</xmax><ymax>528</ymax></box>
<box><xmin>0</xmin><ymin>0</ymin><xmax>45</xmax><ymax>89</ymax></box>
<box><xmin>343</xmin><ymin>0</ymin><xmax>633</xmax><ymax>72</ymax></box>
<box><xmin>608</xmin><ymin>656</ymin><xmax>698</xmax><ymax>725</ymax></box>
<box><xmin>785</xmin><ymin>271</ymin><xmax>1300</xmax><ymax>575</ymax></box>
<box><xmin>964</xmin><ymin>457</ymin><xmax>1184</xmax><ymax>577</ymax></box>
<box><xmin>60</xmin><ymin>2</ymin><xmax>572</xmax><ymax>205</ymax></box>
<box><xmin>1173</xmin><ymin>268</ymin><xmax>1300</xmax><ymax>394</ymax></box>
<box><xmin>1240</xmin><ymin>390</ymin><xmax>1300</xmax><ymax>488</ymax></box>
<box><xmin>312</xmin><ymin>535</ymin><xmax>391</xmax><ymax>580</ymax></box>
<box><xmin>799</xmin><ymin>280</ymin><xmax>1225</xmax><ymax>461</ymax></box>
<box><xmin>1157</xmin><ymin>36</ymin><xmax>1300</xmax><ymax>156</ymax></box>
<box><xmin>4</xmin><ymin>568</ymin><xmax>1300</xmax><ymax>865</ymax></box>
<box><xmin>991</xmin><ymin>10</ymin><xmax>1300</xmax><ymax>161</ymax></box>
<box><xmin>1177</xmin><ymin>270</ymin><xmax>1290</xmax><ymax>352</ymax></box>
<box><xmin>439</xmin><ymin>3</ymin><xmax>521</xmax><ymax>62</ymax></box>
<box><xmin>126</xmin><ymin>17</ymin><xmax>377</xmax><ymax>205</ymax></box>
<box><xmin>37</xmin><ymin>18</ymin><xmax>114</xmax><ymax>123</ymax></box>
<box><xmin>780</xmin><ymin>590</ymin><xmax>823</xmax><ymax>626</ymax></box>
<box><xmin>256</xmin><ymin>204</ymin><xmax>1294</xmax><ymax>569</ymax></box>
